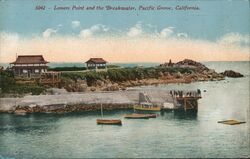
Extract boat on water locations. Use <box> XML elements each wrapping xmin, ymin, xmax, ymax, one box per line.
<box><xmin>124</xmin><ymin>113</ymin><xmax>157</xmax><ymax>119</ymax></box>
<box><xmin>124</xmin><ymin>113</ymin><xmax>150</xmax><ymax>119</ymax></box>
<box><xmin>96</xmin><ymin>104</ymin><xmax>122</xmax><ymax>125</ymax></box>
<box><xmin>96</xmin><ymin>119</ymin><xmax>122</xmax><ymax>125</ymax></box>
<box><xmin>134</xmin><ymin>102</ymin><xmax>161</xmax><ymax>111</ymax></box>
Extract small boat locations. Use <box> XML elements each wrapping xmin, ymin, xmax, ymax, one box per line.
<box><xmin>96</xmin><ymin>119</ymin><xmax>122</xmax><ymax>125</ymax></box>
<box><xmin>96</xmin><ymin>104</ymin><xmax>122</xmax><ymax>125</ymax></box>
<box><xmin>218</xmin><ymin>119</ymin><xmax>246</xmax><ymax>125</ymax></box>
<box><xmin>124</xmin><ymin>114</ymin><xmax>150</xmax><ymax>119</ymax></box>
<box><xmin>134</xmin><ymin>102</ymin><xmax>161</xmax><ymax>111</ymax></box>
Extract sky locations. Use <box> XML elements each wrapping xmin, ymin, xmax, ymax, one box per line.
<box><xmin>0</xmin><ymin>0</ymin><xmax>249</xmax><ymax>63</ymax></box>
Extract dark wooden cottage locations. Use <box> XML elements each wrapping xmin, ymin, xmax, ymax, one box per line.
<box><xmin>10</xmin><ymin>55</ymin><xmax>49</xmax><ymax>78</ymax></box>
<box><xmin>85</xmin><ymin>58</ymin><xmax>107</xmax><ymax>70</ymax></box>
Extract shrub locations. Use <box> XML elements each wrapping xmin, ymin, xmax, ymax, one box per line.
<box><xmin>6</xmin><ymin>84</ymin><xmax>45</xmax><ymax>95</ymax></box>
<box><xmin>0</xmin><ymin>70</ymin><xmax>45</xmax><ymax>95</ymax></box>
<box><xmin>0</xmin><ymin>70</ymin><xmax>15</xmax><ymax>91</ymax></box>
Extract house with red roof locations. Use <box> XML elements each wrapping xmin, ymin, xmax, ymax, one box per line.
<box><xmin>10</xmin><ymin>55</ymin><xmax>49</xmax><ymax>78</ymax></box>
<box><xmin>85</xmin><ymin>58</ymin><xmax>107</xmax><ymax>70</ymax></box>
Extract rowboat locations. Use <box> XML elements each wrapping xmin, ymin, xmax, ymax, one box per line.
<box><xmin>218</xmin><ymin>120</ymin><xmax>246</xmax><ymax>125</ymax></box>
<box><xmin>124</xmin><ymin>114</ymin><xmax>150</xmax><ymax>119</ymax></box>
<box><xmin>96</xmin><ymin>119</ymin><xmax>122</xmax><ymax>125</ymax></box>
<box><xmin>96</xmin><ymin>104</ymin><xmax>122</xmax><ymax>125</ymax></box>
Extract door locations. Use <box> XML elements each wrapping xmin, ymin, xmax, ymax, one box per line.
<box><xmin>28</xmin><ymin>70</ymin><xmax>31</xmax><ymax>78</ymax></box>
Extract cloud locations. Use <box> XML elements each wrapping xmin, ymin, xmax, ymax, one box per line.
<box><xmin>177</xmin><ymin>33</ymin><xmax>188</xmax><ymax>38</ymax></box>
<box><xmin>1</xmin><ymin>30</ymin><xmax>249</xmax><ymax>63</ymax></box>
<box><xmin>159</xmin><ymin>27</ymin><xmax>175</xmax><ymax>38</ymax></box>
<box><xmin>127</xmin><ymin>22</ymin><xmax>143</xmax><ymax>37</ymax></box>
<box><xmin>126</xmin><ymin>23</ymin><xmax>187</xmax><ymax>40</ymax></box>
<box><xmin>42</xmin><ymin>28</ymin><xmax>57</xmax><ymax>38</ymax></box>
<box><xmin>91</xmin><ymin>24</ymin><xmax>109</xmax><ymax>32</ymax></box>
<box><xmin>79</xmin><ymin>24</ymin><xmax>109</xmax><ymax>38</ymax></box>
<box><xmin>218</xmin><ymin>33</ymin><xmax>249</xmax><ymax>47</ymax></box>
<box><xmin>1</xmin><ymin>24</ymin><xmax>249</xmax><ymax>63</ymax></box>
<box><xmin>77</xmin><ymin>22</ymin><xmax>187</xmax><ymax>40</ymax></box>
<box><xmin>0</xmin><ymin>31</ymin><xmax>19</xmax><ymax>43</ymax></box>
<box><xmin>79</xmin><ymin>29</ymin><xmax>92</xmax><ymax>38</ymax></box>
<box><xmin>71</xmin><ymin>20</ymin><xmax>80</xmax><ymax>29</ymax></box>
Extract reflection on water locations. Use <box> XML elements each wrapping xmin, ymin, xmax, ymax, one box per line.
<box><xmin>1</xmin><ymin>109</ymin><xmax>199</xmax><ymax>134</ymax></box>
<box><xmin>0</xmin><ymin>113</ymin><xmax>61</xmax><ymax>135</ymax></box>
<box><xmin>160</xmin><ymin>110</ymin><xmax>198</xmax><ymax>120</ymax></box>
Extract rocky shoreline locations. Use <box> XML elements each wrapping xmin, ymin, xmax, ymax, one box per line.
<box><xmin>63</xmin><ymin>59</ymin><xmax>230</xmax><ymax>92</ymax></box>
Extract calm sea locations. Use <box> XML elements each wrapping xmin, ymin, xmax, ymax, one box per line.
<box><xmin>0</xmin><ymin>61</ymin><xmax>249</xmax><ymax>158</ymax></box>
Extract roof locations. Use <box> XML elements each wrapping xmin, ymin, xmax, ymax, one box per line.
<box><xmin>10</xmin><ymin>55</ymin><xmax>49</xmax><ymax>64</ymax></box>
<box><xmin>86</xmin><ymin>58</ymin><xmax>107</xmax><ymax>64</ymax></box>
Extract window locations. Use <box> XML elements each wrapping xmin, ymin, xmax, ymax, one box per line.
<box><xmin>35</xmin><ymin>69</ymin><xmax>39</xmax><ymax>73</ymax></box>
<box><xmin>23</xmin><ymin>69</ymin><xmax>27</xmax><ymax>73</ymax></box>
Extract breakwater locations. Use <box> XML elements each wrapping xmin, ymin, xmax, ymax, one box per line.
<box><xmin>13</xmin><ymin>103</ymin><xmax>134</xmax><ymax>114</ymax></box>
<box><xmin>0</xmin><ymin>90</ymin><xmax>173</xmax><ymax>113</ymax></box>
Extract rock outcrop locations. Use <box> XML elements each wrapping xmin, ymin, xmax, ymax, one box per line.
<box><xmin>221</xmin><ymin>70</ymin><xmax>244</xmax><ymax>78</ymax></box>
<box><xmin>63</xmin><ymin>79</ymin><xmax>88</xmax><ymax>92</ymax></box>
<box><xmin>175</xmin><ymin>59</ymin><xmax>209</xmax><ymax>72</ymax></box>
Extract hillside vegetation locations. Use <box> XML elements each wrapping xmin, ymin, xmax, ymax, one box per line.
<box><xmin>0</xmin><ymin>71</ymin><xmax>45</xmax><ymax>96</ymax></box>
<box><xmin>61</xmin><ymin>67</ymin><xmax>194</xmax><ymax>86</ymax></box>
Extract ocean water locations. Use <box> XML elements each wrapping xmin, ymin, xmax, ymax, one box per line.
<box><xmin>0</xmin><ymin>61</ymin><xmax>249</xmax><ymax>158</ymax></box>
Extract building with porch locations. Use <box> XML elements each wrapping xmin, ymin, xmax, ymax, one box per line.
<box><xmin>85</xmin><ymin>58</ymin><xmax>107</xmax><ymax>70</ymax></box>
<box><xmin>10</xmin><ymin>55</ymin><xmax>49</xmax><ymax>78</ymax></box>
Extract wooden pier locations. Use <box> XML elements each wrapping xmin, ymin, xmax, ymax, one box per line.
<box><xmin>161</xmin><ymin>89</ymin><xmax>202</xmax><ymax>113</ymax></box>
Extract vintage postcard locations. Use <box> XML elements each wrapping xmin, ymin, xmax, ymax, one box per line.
<box><xmin>0</xmin><ymin>0</ymin><xmax>249</xmax><ymax>158</ymax></box>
